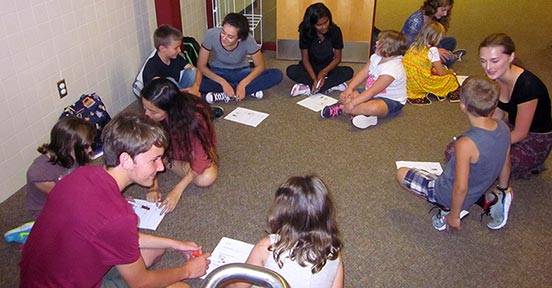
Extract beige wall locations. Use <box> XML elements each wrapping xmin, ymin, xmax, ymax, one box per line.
<box><xmin>0</xmin><ymin>0</ymin><xmax>158</xmax><ymax>202</ymax></box>
<box><xmin>277</xmin><ymin>0</ymin><xmax>375</xmax><ymax>42</ymax></box>
<box><xmin>181</xmin><ymin>0</ymin><xmax>208</xmax><ymax>40</ymax></box>
<box><xmin>375</xmin><ymin>0</ymin><xmax>552</xmax><ymax>59</ymax></box>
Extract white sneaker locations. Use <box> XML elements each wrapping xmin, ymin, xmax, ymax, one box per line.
<box><xmin>250</xmin><ymin>90</ymin><xmax>264</xmax><ymax>99</ymax></box>
<box><xmin>487</xmin><ymin>188</ymin><xmax>513</xmax><ymax>230</ymax></box>
<box><xmin>290</xmin><ymin>83</ymin><xmax>311</xmax><ymax>97</ymax></box>
<box><xmin>205</xmin><ymin>92</ymin><xmax>232</xmax><ymax>104</ymax></box>
<box><xmin>327</xmin><ymin>82</ymin><xmax>348</xmax><ymax>92</ymax></box>
<box><xmin>351</xmin><ymin>115</ymin><xmax>378</xmax><ymax>129</ymax></box>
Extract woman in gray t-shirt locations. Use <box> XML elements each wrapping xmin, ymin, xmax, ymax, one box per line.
<box><xmin>197</xmin><ymin>13</ymin><xmax>282</xmax><ymax>103</ymax></box>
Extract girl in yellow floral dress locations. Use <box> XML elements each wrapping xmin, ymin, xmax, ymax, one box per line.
<box><xmin>403</xmin><ymin>22</ymin><xmax>459</xmax><ymax>105</ymax></box>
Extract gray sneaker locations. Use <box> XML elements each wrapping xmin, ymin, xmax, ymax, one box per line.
<box><xmin>487</xmin><ymin>189</ymin><xmax>513</xmax><ymax>230</ymax></box>
<box><xmin>432</xmin><ymin>209</ymin><xmax>449</xmax><ymax>231</ymax></box>
<box><xmin>205</xmin><ymin>92</ymin><xmax>232</xmax><ymax>104</ymax></box>
<box><xmin>452</xmin><ymin>49</ymin><xmax>467</xmax><ymax>62</ymax></box>
<box><xmin>431</xmin><ymin>208</ymin><xmax>470</xmax><ymax>231</ymax></box>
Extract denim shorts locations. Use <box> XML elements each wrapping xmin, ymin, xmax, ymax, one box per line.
<box><xmin>378</xmin><ymin>97</ymin><xmax>404</xmax><ymax>117</ymax></box>
<box><xmin>355</xmin><ymin>88</ymin><xmax>404</xmax><ymax>117</ymax></box>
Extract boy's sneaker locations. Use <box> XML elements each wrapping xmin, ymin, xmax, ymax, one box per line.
<box><xmin>327</xmin><ymin>82</ymin><xmax>348</xmax><ymax>92</ymax></box>
<box><xmin>452</xmin><ymin>49</ymin><xmax>467</xmax><ymax>62</ymax></box>
<box><xmin>432</xmin><ymin>209</ymin><xmax>449</xmax><ymax>231</ymax></box>
<box><xmin>448</xmin><ymin>89</ymin><xmax>461</xmax><ymax>103</ymax></box>
<box><xmin>321</xmin><ymin>103</ymin><xmax>343</xmax><ymax>119</ymax></box>
<box><xmin>487</xmin><ymin>188</ymin><xmax>513</xmax><ymax>230</ymax></box>
<box><xmin>476</xmin><ymin>191</ymin><xmax>499</xmax><ymax>220</ymax></box>
<box><xmin>250</xmin><ymin>90</ymin><xmax>264</xmax><ymax>99</ymax></box>
<box><xmin>431</xmin><ymin>208</ymin><xmax>470</xmax><ymax>231</ymax></box>
<box><xmin>407</xmin><ymin>97</ymin><xmax>432</xmax><ymax>106</ymax></box>
<box><xmin>290</xmin><ymin>83</ymin><xmax>311</xmax><ymax>97</ymax></box>
<box><xmin>4</xmin><ymin>221</ymin><xmax>34</xmax><ymax>244</ymax></box>
<box><xmin>211</xmin><ymin>106</ymin><xmax>225</xmax><ymax>119</ymax></box>
<box><xmin>351</xmin><ymin>115</ymin><xmax>378</xmax><ymax>129</ymax></box>
<box><xmin>205</xmin><ymin>92</ymin><xmax>233</xmax><ymax>104</ymax></box>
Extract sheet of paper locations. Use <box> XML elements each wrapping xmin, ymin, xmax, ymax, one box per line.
<box><xmin>395</xmin><ymin>161</ymin><xmax>443</xmax><ymax>175</ymax></box>
<box><xmin>297</xmin><ymin>93</ymin><xmax>338</xmax><ymax>112</ymax></box>
<box><xmin>224</xmin><ymin>107</ymin><xmax>269</xmax><ymax>127</ymax></box>
<box><xmin>128</xmin><ymin>199</ymin><xmax>166</xmax><ymax>230</ymax></box>
<box><xmin>202</xmin><ymin>237</ymin><xmax>254</xmax><ymax>279</ymax></box>
<box><xmin>456</xmin><ymin>75</ymin><xmax>469</xmax><ymax>85</ymax></box>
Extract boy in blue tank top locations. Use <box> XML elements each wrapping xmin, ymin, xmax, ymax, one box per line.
<box><xmin>396</xmin><ymin>76</ymin><xmax>513</xmax><ymax>231</ymax></box>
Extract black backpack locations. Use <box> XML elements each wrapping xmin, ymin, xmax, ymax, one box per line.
<box><xmin>181</xmin><ymin>36</ymin><xmax>200</xmax><ymax>66</ymax></box>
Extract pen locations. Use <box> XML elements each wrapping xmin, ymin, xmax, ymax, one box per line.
<box><xmin>316</xmin><ymin>77</ymin><xmax>328</xmax><ymax>89</ymax></box>
<box><xmin>313</xmin><ymin>77</ymin><xmax>328</xmax><ymax>94</ymax></box>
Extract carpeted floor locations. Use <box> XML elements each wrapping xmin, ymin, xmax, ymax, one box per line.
<box><xmin>1</xmin><ymin>49</ymin><xmax>551</xmax><ymax>287</ymax></box>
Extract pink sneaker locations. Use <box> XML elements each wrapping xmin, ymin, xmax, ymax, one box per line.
<box><xmin>321</xmin><ymin>103</ymin><xmax>343</xmax><ymax>119</ymax></box>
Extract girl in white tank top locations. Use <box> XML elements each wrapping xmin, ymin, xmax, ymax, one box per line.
<box><xmin>233</xmin><ymin>175</ymin><xmax>344</xmax><ymax>288</ymax></box>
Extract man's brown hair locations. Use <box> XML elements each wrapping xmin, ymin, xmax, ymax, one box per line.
<box><xmin>101</xmin><ymin>112</ymin><xmax>168</xmax><ymax>168</ymax></box>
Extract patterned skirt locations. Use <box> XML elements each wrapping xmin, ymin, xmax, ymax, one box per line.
<box><xmin>510</xmin><ymin>131</ymin><xmax>552</xmax><ymax>178</ymax></box>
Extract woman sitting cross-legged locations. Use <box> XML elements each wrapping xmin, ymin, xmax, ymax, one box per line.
<box><xmin>198</xmin><ymin>13</ymin><xmax>283</xmax><ymax>103</ymax></box>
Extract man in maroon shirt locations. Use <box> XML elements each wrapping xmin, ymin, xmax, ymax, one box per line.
<box><xmin>20</xmin><ymin>112</ymin><xmax>210</xmax><ymax>288</ymax></box>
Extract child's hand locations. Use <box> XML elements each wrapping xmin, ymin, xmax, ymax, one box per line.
<box><xmin>446</xmin><ymin>215</ymin><xmax>461</xmax><ymax>231</ymax></box>
<box><xmin>146</xmin><ymin>190</ymin><xmax>161</xmax><ymax>203</ymax></box>
<box><xmin>343</xmin><ymin>100</ymin><xmax>356</xmax><ymax>114</ymax></box>
<box><xmin>339</xmin><ymin>89</ymin><xmax>353</xmax><ymax>102</ymax></box>
<box><xmin>438</xmin><ymin>48</ymin><xmax>453</xmax><ymax>62</ymax></box>
<box><xmin>159</xmin><ymin>189</ymin><xmax>182</xmax><ymax>214</ymax></box>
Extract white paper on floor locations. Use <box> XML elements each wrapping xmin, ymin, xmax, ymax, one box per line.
<box><xmin>128</xmin><ymin>199</ymin><xmax>166</xmax><ymax>230</ymax></box>
<box><xmin>395</xmin><ymin>161</ymin><xmax>443</xmax><ymax>175</ymax></box>
<box><xmin>456</xmin><ymin>75</ymin><xmax>469</xmax><ymax>85</ymax></box>
<box><xmin>224</xmin><ymin>107</ymin><xmax>269</xmax><ymax>127</ymax></box>
<box><xmin>297</xmin><ymin>93</ymin><xmax>339</xmax><ymax>112</ymax></box>
<box><xmin>201</xmin><ymin>237</ymin><xmax>254</xmax><ymax>279</ymax></box>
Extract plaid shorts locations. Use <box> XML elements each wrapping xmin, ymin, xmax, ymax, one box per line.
<box><xmin>402</xmin><ymin>168</ymin><xmax>438</xmax><ymax>203</ymax></box>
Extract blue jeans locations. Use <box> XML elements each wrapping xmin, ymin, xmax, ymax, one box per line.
<box><xmin>165</xmin><ymin>67</ymin><xmax>196</xmax><ymax>89</ymax></box>
<box><xmin>438</xmin><ymin>37</ymin><xmax>458</xmax><ymax>67</ymax></box>
<box><xmin>178</xmin><ymin>67</ymin><xmax>196</xmax><ymax>89</ymax></box>
<box><xmin>200</xmin><ymin>66</ymin><xmax>283</xmax><ymax>95</ymax></box>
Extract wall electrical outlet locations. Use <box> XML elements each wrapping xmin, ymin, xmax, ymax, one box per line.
<box><xmin>57</xmin><ymin>79</ymin><xmax>68</xmax><ymax>98</ymax></box>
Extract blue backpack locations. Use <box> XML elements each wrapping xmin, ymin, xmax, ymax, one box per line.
<box><xmin>60</xmin><ymin>93</ymin><xmax>111</xmax><ymax>158</ymax></box>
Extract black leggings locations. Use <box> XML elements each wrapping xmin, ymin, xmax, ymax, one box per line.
<box><xmin>286</xmin><ymin>64</ymin><xmax>354</xmax><ymax>92</ymax></box>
